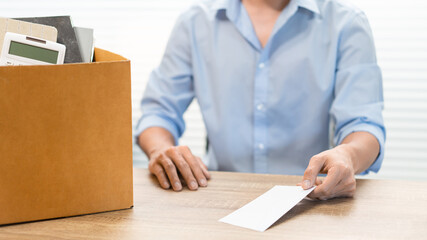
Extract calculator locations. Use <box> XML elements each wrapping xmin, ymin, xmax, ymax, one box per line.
<box><xmin>0</xmin><ymin>32</ymin><xmax>66</xmax><ymax>66</ymax></box>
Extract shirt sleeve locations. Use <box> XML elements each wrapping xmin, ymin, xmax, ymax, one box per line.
<box><xmin>331</xmin><ymin>12</ymin><xmax>386</xmax><ymax>174</ymax></box>
<box><xmin>135</xmin><ymin>12</ymin><xmax>194</xmax><ymax>145</ymax></box>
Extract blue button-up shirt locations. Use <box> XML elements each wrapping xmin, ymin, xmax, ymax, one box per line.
<box><xmin>136</xmin><ymin>0</ymin><xmax>386</xmax><ymax>175</ymax></box>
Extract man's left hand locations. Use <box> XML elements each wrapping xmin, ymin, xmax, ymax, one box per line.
<box><xmin>299</xmin><ymin>145</ymin><xmax>357</xmax><ymax>200</ymax></box>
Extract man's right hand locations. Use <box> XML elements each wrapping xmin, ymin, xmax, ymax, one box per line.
<box><xmin>148</xmin><ymin>146</ymin><xmax>210</xmax><ymax>191</ymax></box>
<box><xmin>138</xmin><ymin>127</ymin><xmax>210</xmax><ymax>191</ymax></box>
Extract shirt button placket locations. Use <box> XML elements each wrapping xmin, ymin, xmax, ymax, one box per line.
<box><xmin>253</xmin><ymin>57</ymin><xmax>268</xmax><ymax>173</ymax></box>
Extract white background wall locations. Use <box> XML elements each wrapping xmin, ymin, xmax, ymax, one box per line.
<box><xmin>2</xmin><ymin>0</ymin><xmax>426</xmax><ymax>180</ymax></box>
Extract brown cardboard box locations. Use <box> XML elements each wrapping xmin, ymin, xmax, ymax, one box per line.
<box><xmin>0</xmin><ymin>48</ymin><xmax>133</xmax><ymax>225</ymax></box>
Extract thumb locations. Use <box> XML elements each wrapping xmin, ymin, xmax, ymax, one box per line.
<box><xmin>302</xmin><ymin>155</ymin><xmax>325</xmax><ymax>189</ymax></box>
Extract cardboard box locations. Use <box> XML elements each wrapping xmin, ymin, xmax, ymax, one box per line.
<box><xmin>0</xmin><ymin>48</ymin><xmax>133</xmax><ymax>225</ymax></box>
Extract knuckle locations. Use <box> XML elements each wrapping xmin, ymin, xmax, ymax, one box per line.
<box><xmin>165</xmin><ymin>146</ymin><xmax>177</xmax><ymax>155</ymax></box>
<box><xmin>333</xmin><ymin>162</ymin><xmax>346</xmax><ymax>171</ymax></box>
<box><xmin>342</xmin><ymin>165</ymin><xmax>353</xmax><ymax>174</ymax></box>
<box><xmin>177</xmin><ymin>145</ymin><xmax>189</xmax><ymax>152</ymax></box>
<box><xmin>309</xmin><ymin>155</ymin><xmax>326</xmax><ymax>167</ymax></box>
<box><xmin>177</xmin><ymin>160</ymin><xmax>189</xmax><ymax>169</ymax></box>
<box><xmin>148</xmin><ymin>160</ymin><xmax>156</xmax><ymax>169</ymax></box>
<box><xmin>304</xmin><ymin>167</ymin><xmax>314</xmax><ymax>176</ymax></box>
<box><xmin>149</xmin><ymin>164</ymin><xmax>159</xmax><ymax>175</ymax></box>
<box><xmin>323</xmin><ymin>189</ymin><xmax>332</xmax><ymax>196</ymax></box>
<box><xmin>154</xmin><ymin>168</ymin><xmax>164</xmax><ymax>176</ymax></box>
<box><xmin>310</xmin><ymin>155</ymin><xmax>321</xmax><ymax>163</ymax></box>
<box><xmin>328</xmin><ymin>166</ymin><xmax>339</xmax><ymax>175</ymax></box>
<box><xmin>164</xmin><ymin>161</ymin><xmax>175</xmax><ymax>171</ymax></box>
<box><xmin>156</xmin><ymin>152</ymin><xmax>167</xmax><ymax>161</ymax></box>
<box><xmin>345</xmin><ymin>178</ymin><xmax>356</xmax><ymax>188</ymax></box>
<box><xmin>338</xmin><ymin>163</ymin><xmax>347</xmax><ymax>169</ymax></box>
<box><xmin>150</xmin><ymin>152</ymin><xmax>162</xmax><ymax>162</ymax></box>
<box><xmin>317</xmin><ymin>188</ymin><xmax>327</xmax><ymax>196</ymax></box>
<box><xmin>318</xmin><ymin>188</ymin><xmax>332</xmax><ymax>197</ymax></box>
<box><xmin>188</xmin><ymin>159</ymin><xmax>199</xmax><ymax>168</ymax></box>
<box><xmin>324</xmin><ymin>189</ymin><xmax>333</xmax><ymax>196</ymax></box>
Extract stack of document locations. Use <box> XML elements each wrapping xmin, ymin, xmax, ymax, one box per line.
<box><xmin>0</xmin><ymin>16</ymin><xmax>94</xmax><ymax>65</ymax></box>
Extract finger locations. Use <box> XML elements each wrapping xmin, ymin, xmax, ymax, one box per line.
<box><xmin>310</xmin><ymin>167</ymin><xmax>341</xmax><ymax>199</ymax></box>
<box><xmin>159</xmin><ymin>157</ymin><xmax>182</xmax><ymax>191</ymax></box>
<box><xmin>196</xmin><ymin>156</ymin><xmax>211</xmax><ymax>180</ymax></box>
<box><xmin>195</xmin><ymin>156</ymin><xmax>208</xmax><ymax>171</ymax></box>
<box><xmin>180</xmin><ymin>147</ymin><xmax>208</xmax><ymax>187</ymax></box>
<box><xmin>309</xmin><ymin>179</ymin><xmax>352</xmax><ymax>201</ymax></box>
<box><xmin>149</xmin><ymin>162</ymin><xmax>170</xmax><ymax>189</ymax></box>
<box><xmin>313</xmin><ymin>171</ymin><xmax>356</xmax><ymax>200</ymax></box>
<box><xmin>200</xmin><ymin>162</ymin><xmax>211</xmax><ymax>180</ymax></box>
<box><xmin>318</xmin><ymin>188</ymin><xmax>355</xmax><ymax>201</ymax></box>
<box><xmin>327</xmin><ymin>190</ymin><xmax>355</xmax><ymax>199</ymax></box>
<box><xmin>302</xmin><ymin>155</ymin><xmax>326</xmax><ymax>189</ymax></box>
<box><xmin>334</xmin><ymin>188</ymin><xmax>356</xmax><ymax>198</ymax></box>
<box><xmin>166</xmin><ymin>148</ymin><xmax>198</xmax><ymax>190</ymax></box>
<box><xmin>327</xmin><ymin>177</ymin><xmax>356</xmax><ymax>198</ymax></box>
<box><xmin>315</xmin><ymin>178</ymin><xmax>323</xmax><ymax>186</ymax></box>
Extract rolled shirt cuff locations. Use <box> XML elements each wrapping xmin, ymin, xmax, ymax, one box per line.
<box><xmin>334</xmin><ymin>122</ymin><xmax>386</xmax><ymax>174</ymax></box>
<box><xmin>134</xmin><ymin>114</ymin><xmax>180</xmax><ymax>146</ymax></box>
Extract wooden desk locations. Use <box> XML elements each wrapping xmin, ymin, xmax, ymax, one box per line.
<box><xmin>1</xmin><ymin>168</ymin><xmax>426</xmax><ymax>239</ymax></box>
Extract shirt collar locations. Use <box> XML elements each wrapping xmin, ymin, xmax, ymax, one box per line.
<box><xmin>212</xmin><ymin>0</ymin><xmax>240</xmax><ymax>23</ymax></box>
<box><xmin>213</xmin><ymin>0</ymin><xmax>321</xmax><ymax>20</ymax></box>
<box><xmin>297</xmin><ymin>0</ymin><xmax>320</xmax><ymax>15</ymax></box>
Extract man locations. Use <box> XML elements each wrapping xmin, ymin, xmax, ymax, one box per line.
<box><xmin>136</xmin><ymin>0</ymin><xmax>385</xmax><ymax>200</ymax></box>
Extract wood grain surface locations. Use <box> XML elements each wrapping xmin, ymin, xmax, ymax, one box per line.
<box><xmin>1</xmin><ymin>168</ymin><xmax>426</xmax><ymax>239</ymax></box>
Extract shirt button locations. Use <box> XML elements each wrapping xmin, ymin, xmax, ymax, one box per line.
<box><xmin>258</xmin><ymin>143</ymin><xmax>265</xmax><ymax>150</ymax></box>
<box><xmin>258</xmin><ymin>63</ymin><xmax>265</xmax><ymax>69</ymax></box>
<box><xmin>256</xmin><ymin>103</ymin><xmax>264</xmax><ymax>111</ymax></box>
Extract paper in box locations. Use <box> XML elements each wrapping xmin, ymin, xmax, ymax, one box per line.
<box><xmin>0</xmin><ymin>48</ymin><xmax>133</xmax><ymax>225</ymax></box>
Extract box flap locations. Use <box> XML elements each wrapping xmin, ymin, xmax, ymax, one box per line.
<box><xmin>93</xmin><ymin>48</ymin><xmax>128</xmax><ymax>62</ymax></box>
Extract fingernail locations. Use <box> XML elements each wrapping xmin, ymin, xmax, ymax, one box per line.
<box><xmin>163</xmin><ymin>182</ymin><xmax>170</xmax><ymax>188</ymax></box>
<box><xmin>303</xmin><ymin>180</ymin><xmax>311</xmax><ymax>189</ymax></box>
<box><xmin>174</xmin><ymin>182</ymin><xmax>182</xmax><ymax>191</ymax></box>
<box><xmin>200</xmin><ymin>179</ymin><xmax>207</xmax><ymax>186</ymax></box>
<box><xmin>190</xmin><ymin>181</ymin><xmax>198</xmax><ymax>189</ymax></box>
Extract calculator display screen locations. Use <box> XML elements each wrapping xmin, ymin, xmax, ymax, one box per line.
<box><xmin>9</xmin><ymin>41</ymin><xmax>59</xmax><ymax>64</ymax></box>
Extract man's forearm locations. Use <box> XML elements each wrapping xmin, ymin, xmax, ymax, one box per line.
<box><xmin>339</xmin><ymin>131</ymin><xmax>380</xmax><ymax>174</ymax></box>
<box><xmin>138</xmin><ymin>127</ymin><xmax>175</xmax><ymax>158</ymax></box>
